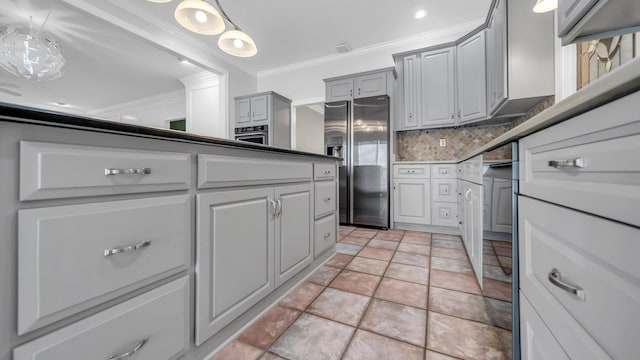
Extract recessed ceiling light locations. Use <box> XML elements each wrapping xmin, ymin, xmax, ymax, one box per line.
<box><xmin>414</xmin><ymin>9</ymin><xmax>427</xmax><ymax>19</ymax></box>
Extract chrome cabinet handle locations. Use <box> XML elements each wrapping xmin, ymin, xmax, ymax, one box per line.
<box><xmin>324</xmin><ymin>197</ymin><xmax>331</xmax><ymax>202</ymax></box>
<box><xmin>443</xmin><ymin>212</ymin><xmax>449</xmax><ymax>216</ymax></box>
<box><xmin>276</xmin><ymin>199</ymin><xmax>282</xmax><ymax>217</ymax></box>
<box><xmin>104</xmin><ymin>241</ymin><xmax>151</xmax><ymax>257</ymax></box>
<box><xmin>465</xmin><ymin>189</ymin><xmax>472</xmax><ymax>202</ymax></box>
<box><xmin>323</xmin><ymin>232</ymin><xmax>331</xmax><ymax>238</ymax></box>
<box><xmin>548</xmin><ymin>268</ymin><xmax>586</xmax><ymax>301</ymax></box>
<box><xmin>109</xmin><ymin>338</ymin><xmax>148</xmax><ymax>360</ymax></box>
<box><xmin>105</xmin><ymin>168</ymin><xmax>151</xmax><ymax>176</ymax></box>
<box><xmin>270</xmin><ymin>199</ymin><xmax>277</xmax><ymax>219</ymax></box>
<box><xmin>548</xmin><ymin>158</ymin><xmax>584</xmax><ymax>169</ymax></box>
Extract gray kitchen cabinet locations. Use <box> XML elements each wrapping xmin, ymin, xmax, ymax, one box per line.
<box><xmin>486</xmin><ymin>0</ymin><xmax>507</xmax><ymax>114</ymax></box>
<box><xmin>195</xmin><ymin>187</ymin><xmax>275</xmax><ymax>345</ymax></box>
<box><xmin>234</xmin><ymin>92</ymin><xmax>292</xmax><ymax>148</ymax></box>
<box><xmin>234</xmin><ymin>94</ymin><xmax>269</xmax><ymax>127</ymax></box>
<box><xmin>394</xmin><ymin>178</ymin><xmax>430</xmax><ymax>225</ymax></box>
<box><xmin>195</xmin><ymin>182</ymin><xmax>313</xmax><ymax>344</ymax></box>
<box><xmin>491</xmin><ymin>178</ymin><xmax>512</xmax><ymax>233</ymax></box>
<box><xmin>402</xmin><ymin>54</ymin><xmax>421</xmax><ymax>130</ymax></box>
<box><xmin>457</xmin><ymin>31</ymin><xmax>487</xmax><ymax>124</ymax></box>
<box><xmin>18</xmin><ymin>195</ymin><xmax>190</xmax><ymax>335</ymax></box>
<box><xmin>325</xmin><ymin>78</ymin><xmax>354</xmax><ymax>102</ymax></box>
<box><xmin>558</xmin><ymin>0</ymin><xmax>640</xmax><ymax>45</ymax></box>
<box><xmin>420</xmin><ymin>47</ymin><xmax>456</xmax><ymax>128</ymax></box>
<box><xmin>325</xmin><ymin>69</ymin><xmax>393</xmax><ymax>102</ymax></box>
<box><xmin>235</xmin><ymin>97</ymin><xmax>251</xmax><ymax>125</ymax></box>
<box><xmin>274</xmin><ymin>183</ymin><xmax>313</xmax><ymax>287</ymax></box>
<box><xmin>13</xmin><ymin>277</ymin><xmax>189</xmax><ymax>360</ymax></box>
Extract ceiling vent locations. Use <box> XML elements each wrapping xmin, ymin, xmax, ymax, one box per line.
<box><xmin>336</xmin><ymin>42</ymin><xmax>352</xmax><ymax>54</ymax></box>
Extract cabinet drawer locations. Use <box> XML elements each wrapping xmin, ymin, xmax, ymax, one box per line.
<box><xmin>519</xmin><ymin>91</ymin><xmax>640</xmax><ymax>227</ymax></box>
<box><xmin>18</xmin><ymin>195</ymin><xmax>190</xmax><ymax>334</ymax></box>
<box><xmin>431</xmin><ymin>164</ymin><xmax>456</xmax><ymax>179</ymax></box>
<box><xmin>431</xmin><ymin>202</ymin><xmax>458</xmax><ymax>227</ymax></box>
<box><xmin>314</xmin><ymin>162</ymin><xmax>336</xmax><ymax>180</ymax></box>
<box><xmin>315</xmin><ymin>214</ymin><xmax>336</xmax><ymax>258</ymax></box>
<box><xmin>393</xmin><ymin>164</ymin><xmax>430</xmax><ymax>178</ymax></box>
<box><xmin>315</xmin><ymin>181</ymin><xmax>336</xmax><ymax>218</ymax></box>
<box><xmin>20</xmin><ymin>141</ymin><xmax>191</xmax><ymax>201</ymax></box>
<box><xmin>14</xmin><ymin>277</ymin><xmax>189</xmax><ymax>360</ymax></box>
<box><xmin>431</xmin><ymin>178</ymin><xmax>457</xmax><ymax>203</ymax></box>
<box><xmin>519</xmin><ymin>196</ymin><xmax>638</xmax><ymax>360</ymax></box>
<box><xmin>198</xmin><ymin>154</ymin><xmax>312</xmax><ymax>188</ymax></box>
<box><xmin>520</xmin><ymin>292</ymin><xmax>569</xmax><ymax>360</ymax></box>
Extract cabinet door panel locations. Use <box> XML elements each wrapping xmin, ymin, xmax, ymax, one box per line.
<box><xmin>393</xmin><ymin>179</ymin><xmax>430</xmax><ymax>224</ymax></box>
<box><xmin>557</xmin><ymin>0</ymin><xmax>599</xmax><ymax>36</ymax></box>
<box><xmin>457</xmin><ymin>31</ymin><xmax>487</xmax><ymax>124</ymax></box>
<box><xmin>487</xmin><ymin>0</ymin><xmax>507</xmax><ymax>114</ymax></box>
<box><xmin>491</xmin><ymin>179</ymin><xmax>512</xmax><ymax>233</ymax></box>
<box><xmin>421</xmin><ymin>47</ymin><xmax>456</xmax><ymax>127</ymax></box>
<box><xmin>520</xmin><ymin>293</ymin><xmax>570</xmax><ymax>360</ymax></box>
<box><xmin>196</xmin><ymin>188</ymin><xmax>274</xmax><ymax>345</ymax></box>
<box><xmin>250</xmin><ymin>95</ymin><xmax>269</xmax><ymax>123</ymax></box>
<box><xmin>402</xmin><ymin>54</ymin><xmax>420</xmax><ymax>129</ymax></box>
<box><xmin>326</xmin><ymin>79</ymin><xmax>353</xmax><ymax>102</ymax></box>
<box><xmin>236</xmin><ymin>98</ymin><xmax>251</xmax><ymax>126</ymax></box>
<box><xmin>275</xmin><ymin>183</ymin><xmax>313</xmax><ymax>287</ymax></box>
<box><xmin>355</xmin><ymin>72</ymin><xmax>387</xmax><ymax>98</ymax></box>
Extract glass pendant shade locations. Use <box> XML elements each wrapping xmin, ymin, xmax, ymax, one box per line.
<box><xmin>218</xmin><ymin>30</ymin><xmax>257</xmax><ymax>57</ymax></box>
<box><xmin>0</xmin><ymin>23</ymin><xmax>65</xmax><ymax>81</ymax></box>
<box><xmin>533</xmin><ymin>0</ymin><xmax>558</xmax><ymax>13</ymax></box>
<box><xmin>175</xmin><ymin>0</ymin><xmax>225</xmax><ymax>35</ymax></box>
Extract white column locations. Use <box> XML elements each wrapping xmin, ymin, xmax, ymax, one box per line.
<box><xmin>180</xmin><ymin>72</ymin><xmax>224</xmax><ymax>138</ymax></box>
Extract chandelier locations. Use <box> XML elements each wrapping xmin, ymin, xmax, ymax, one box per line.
<box><xmin>149</xmin><ymin>0</ymin><xmax>257</xmax><ymax>57</ymax></box>
<box><xmin>0</xmin><ymin>15</ymin><xmax>65</xmax><ymax>82</ymax></box>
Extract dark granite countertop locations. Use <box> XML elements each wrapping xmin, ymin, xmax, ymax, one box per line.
<box><xmin>0</xmin><ymin>102</ymin><xmax>337</xmax><ymax>160</ymax></box>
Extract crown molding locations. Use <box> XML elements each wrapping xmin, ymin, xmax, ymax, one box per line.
<box><xmin>257</xmin><ymin>18</ymin><xmax>484</xmax><ymax>79</ymax></box>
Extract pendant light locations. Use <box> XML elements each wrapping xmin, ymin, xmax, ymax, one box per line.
<box><xmin>151</xmin><ymin>0</ymin><xmax>257</xmax><ymax>57</ymax></box>
<box><xmin>174</xmin><ymin>0</ymin><xmax>225</xmax><ymax>35</ymax></box>
<box><xmin>533</xmin><ymin>0</ymin><xmax>558</xmax><ymax>13</ymax></box>
<box><xmin>213</xmin><ymin>0</ymin><xmax>257</xmax><ymax>57</ymax></box>
<box><xmin>218</xmin><ymin>29</ymin><xmax>257</xmax><ymax>57</ymax></box>
<box><xmin>0</xmin><ymin>11</ymin><xmax>65</xmax><ymax>81</ymax></box>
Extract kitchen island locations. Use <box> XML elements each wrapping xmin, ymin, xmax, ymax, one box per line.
<box><xmin>0</xmin><ymin>105</ymin><xmax>339</xmax><ymax>360</ymax></box>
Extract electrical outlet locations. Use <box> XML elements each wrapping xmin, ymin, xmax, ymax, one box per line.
<box><xmin>439</xmin><ymin>138</ymin><xmax>447</xmax><ymax>147</ymax></box>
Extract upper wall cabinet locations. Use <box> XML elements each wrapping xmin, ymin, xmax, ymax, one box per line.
<box><xmin>325</xmin><ymin>69</ymin><xmax>394</xmax><ymax>103</ymax></box>
<box><xmin>421</xmin><ymin>47</ymin><xmax>456</xmax><ymax>128</ymax></box>
<box><xmin>402</xmin><ymin>55</ymin><xmax>420</xmax><ymax>130</ymax></box>
<box><xmin>558</xmin><ymin>0</ymin><xmax>640</xmax><ymax>45</ymax></box>
<box><xmin>486</xmin><ymin>0</ymin><xmax>507</xmax><ymax>114</ymax></box>
<box><xmin>457</xmin><ymin>31</ymin><xmax>487</xmax><ymax>125</ymax></box>
<box><xmin>483</xmin><ymin>0</ymin><xmax>554</xmax><ymax>117</ymax></box>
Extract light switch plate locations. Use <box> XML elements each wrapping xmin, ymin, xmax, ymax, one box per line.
<box><xmin>439</xmin><ymin>138</ymin><xmax>446</xmax><ymax>147</ymax></box>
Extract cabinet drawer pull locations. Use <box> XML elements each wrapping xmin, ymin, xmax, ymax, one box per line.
<box><xmin>105</xmin><ymin>168</ymin><xmax>151</xmax><ymax>176</ymax></box>
<box><xmin>323</xmin><ymin>170</ymin><xmax>331</xmax><ymax>174</ymax></box>
<box><xmin>270</xmin><ymin>199</ymin><xmax>277</xmax><ymax>219</ymax></box>
<box><xmin>548</xmin><ymin>158</ymin><xmax>584</xmax><ymax>169</ymax></box>
<box><xmin>109</xmin><ymin>338</ymin><xmax>148</xmax><ymax>360</ymax></box>
<box><xmin>548</xmin><ymin>268</ymin><xmax>586</xmax><ymax>301</ymax></box>
<box><xmin>276</xmin><ymin>199</ymin><xmax>283</xmax><ymax>217</ymax></box>
<box><xmin>323</xmin><ymin>232</ymin><xmax>331</xmax><ymax>238</ymax></box>
<box><xmin>324</xmin><ymin>197</ymin><xmax>332</xmax><ymax>202</ymax></box>
<box><xmin>104</xmin><ymin>241</ymin><xmax>151</xmax><ymax>257</ymax></box>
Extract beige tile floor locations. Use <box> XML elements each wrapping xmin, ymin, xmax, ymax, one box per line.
<box><xmin>211</xmin><ymin>227</ymin><xmax>513</xmax><ymax>360</ymax></box>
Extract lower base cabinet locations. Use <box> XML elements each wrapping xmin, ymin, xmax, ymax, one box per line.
<box><xmin>520</xmin><ymin>292</ymin><xmax>569</xmax><ymax>360</ymax></box>
<box><xmin>195</xmin><ymin>183</ymin><xmax>312</xmax><ymax>345</ymax></box>
<box><xmin>315</xmin><ymin>213</ymin><xmax>336</xmax><ymax>257</ymax></box>
<box><xmin>393</xmin><ymin>178</ymin><xmax>431</xmax><ymax>224</ymax></box>
<box><xmin>13</xmin><ymin>277</ymin><xmax>189</xmax><ymax>360</ymax></box>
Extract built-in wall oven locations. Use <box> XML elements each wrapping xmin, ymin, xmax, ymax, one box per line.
<box><xmin>235</xmin><ymin>125</ymin><xmax>268</xmax><ymax>145</ymax></box>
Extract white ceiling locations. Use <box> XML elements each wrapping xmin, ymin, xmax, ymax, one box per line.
<box><xmin>0</xmin><ymin>0</ymin><xmax>493</xmax><ymax>113</ymax></box>
<box><xmin>121</xmin><ymin>0</ymin><xmax>493</xmax><ymax>74</ymax></box>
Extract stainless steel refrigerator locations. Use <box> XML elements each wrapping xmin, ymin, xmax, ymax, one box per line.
<box><xmin>324</xmin><ymin>96</ymin><xmax>389</xmax><ymax>229</ymax></box>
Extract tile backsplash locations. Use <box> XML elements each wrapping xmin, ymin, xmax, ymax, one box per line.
<box><xmin>396</xmin><ymin>97</ymin><xmax>554</xmax><ymax>161</ymax></box>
